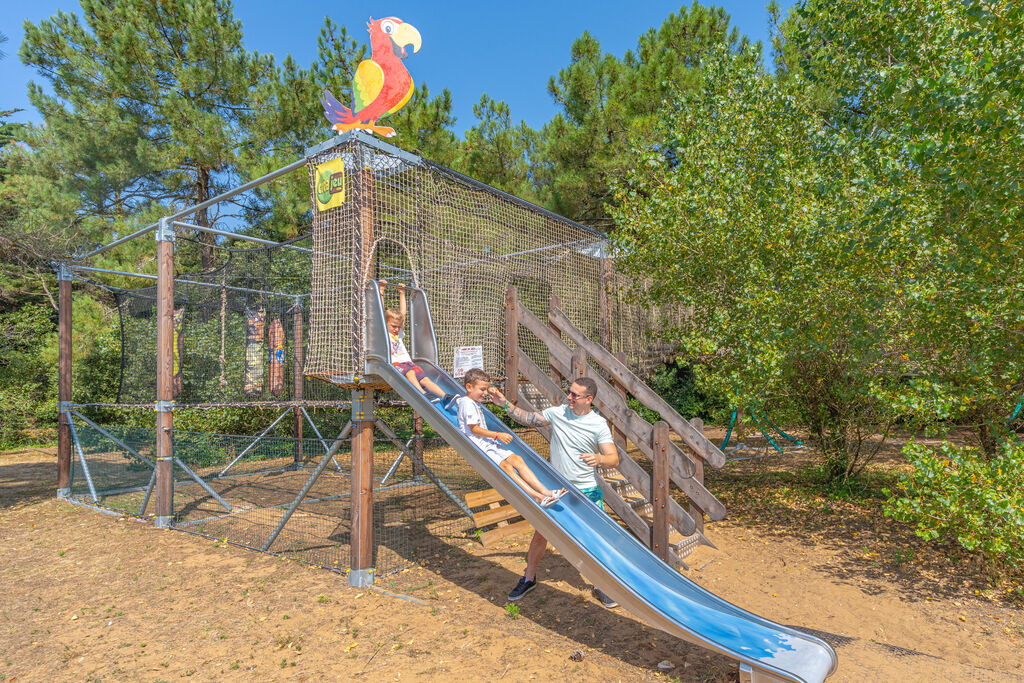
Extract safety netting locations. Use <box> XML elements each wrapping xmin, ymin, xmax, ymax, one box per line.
<box><xmin>304</xmin><ymin>135</ymin><xmax>685</xmax><ymax>383</ymax></box>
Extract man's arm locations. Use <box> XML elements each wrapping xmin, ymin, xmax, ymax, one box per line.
<box><xmin>580</xmin><ymin>441</ymin><xmax>619</xmax><ymax>468</ymax></box>
<box><xmin>488</xmin><ymin>387</ymin><xmax>549</xmax><ymax>428</ymax></box>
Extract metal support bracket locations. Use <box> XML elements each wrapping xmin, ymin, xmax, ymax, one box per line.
<box><xmin>154</xmin><ymin>516</ymin><xmax>171</xmax><ymax>528</ymax></box>
<box><xmin>155</xmin><ymin>216</ymin><xmax>175</xmax><ymax>243</ymax></box>
<box><xmin>55</xmin><ymin>263</ymin><xmax>73</xmax><ymax>281</ymax></box>
<box><xmin>348</xmin><ymin>568</ymin><xmax>375</xmax><ymax>587</ymax></box>
<box><xmin>57</xmin><ymin>488</ymin><xmax>71</xmax><ymax>500</ymax></box>
<box><xmin>155</xmin><ymin>400</ymin><xmax>175</xmax><ymax>413</ymax></box>
<box><xmin>58</xmin><ymin>401</ymin><xmax>73</xmax><ymax>414</ymax></box>
<box><xmin>352</xmin><ymin>388</ymin><xmax>373</xmax><ymax>422</ymax></box>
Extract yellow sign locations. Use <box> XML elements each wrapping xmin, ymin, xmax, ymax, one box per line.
<box><xmin>315</xmin><ymin>157</ymin><xmax>346</xmax><ymax>211</ymax></box>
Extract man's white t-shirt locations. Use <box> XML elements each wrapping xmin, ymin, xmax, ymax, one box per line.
<box><xmin>541</xmin><ymin>405</ymin><xmax>614</xmax><ymax>490</ymax></box>
<box><xmin>389</xmin><ymin>330</ymin><xmax>412</xmax><ymax>363</ymax></box>
<box><xmin>457</xmin><ymin>396</ymin><xmax>512</xmax><ymax>465</ymax></box>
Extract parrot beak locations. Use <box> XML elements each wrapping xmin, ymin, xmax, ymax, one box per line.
<box><xmin>391</xmin><ymin>22</ymin><xmax>422</xmax><ymax>59</ymax></box>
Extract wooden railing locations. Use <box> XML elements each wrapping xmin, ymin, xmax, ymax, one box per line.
<box><xmin>503</xmin><ymin>285</ymin><xmax>727</xmax><ymax>567</ymax></box>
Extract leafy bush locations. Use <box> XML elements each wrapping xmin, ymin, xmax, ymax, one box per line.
<box><xmin>885</xmin><ymin>441</ymin><xmax>1024</xmax><ymax>571</ymax></box>
<box><xmin>628</xmin><ymin>361</ymin><xmax>727</xmax><ymax>425</ymax></box>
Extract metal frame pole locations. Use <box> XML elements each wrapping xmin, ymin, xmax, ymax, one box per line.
<box><xmin>292</xmin><ymin>298</ymin><xmax>305</xmax><ymax>468</ymax></box>
<box><xmin>217</xmin><ymin>408</ymin><xmax>292</xmax><ymax>477</ymax></box>
<box><xmin>301</xmin><ymin>407</ymin><xmax>345</xmax><ymax>472</ymax></box>
<box><xmin>66</xmin><ymin>414</ymin><xmax>98</xmax><ymax>503</ymax></box>
<box><xmin>260</xmin><ymin>428</ymin><xmax>350</xmax><ymax>552</ymax></box>
<box><xmin>75</xmin><ymin>158</ymin><xmax>307</xmax><ymax>262</ymax></box>
<box><xmin>154</xmin><ymin>217</ymin><xmax>175</xmax><ymax>528</ymax></box>
<box><xmin>57</xmin><ymin>266</ymin><xmax>73</xmax><ymax>499</ymax></box>
<box><xmin>373</xmin><ymin>419</ymin><xmax>473</xmax><ymax>519</ymax></box>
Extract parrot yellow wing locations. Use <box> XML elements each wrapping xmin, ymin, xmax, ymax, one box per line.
<box><xmin>386</xmin><ymin>78</ymin><xmax>415</xmax><ymax>117</ymax></box>
<box><xmin>353</xmin><ymin>59</ymin><xmax>385</xmax><ymax>115</ymax></box>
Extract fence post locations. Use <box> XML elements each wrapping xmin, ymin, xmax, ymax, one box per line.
<box><xmin>349</xmin><ymin>387</ymin><xmax>375</xmax><ymax>586</ymax></box>
<box><xmin>56</xmin><ymin>266</ymin><xmax>72</xmax><ymax>498</ymax></box>
<box><xmin>292</xmin><ymin>298</ymin><xmax>304</xmax><ymax>467</ymax></box>
<box><xmin>549</xmin><ymin>294</ymin><xmax>563</xmax><ymax>389</ymax></box>
<box><xmin>505</xmin><ymin>285</ymin><xmax>519</xmax><ymax>405</ymax></box>
<box><xmin>154</xmin><ymin>217</ymin><xmax>176</xmax><ymax>528</ymax></box>
<box><xmin>598</xmin><ymin>256</ymin><xmax>612</xmax><ymax>349</ymax></box>
<box><xmin>651</xmin><ymin>421</ymin><xmax>670</xmax><ymax>561</ymax></box>
<box><xmin>689</xmin><ymin>417</ymin><xmax>706</xmax><ymax>534</ymax></box>
<box><xmin>610</xmin><ymin>351</ymin><xmax>628</xmax><ymax>450</ymax></box>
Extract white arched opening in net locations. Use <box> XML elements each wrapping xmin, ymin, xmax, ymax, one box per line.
<box><xmin>305</xmin><ymin>134</ymin><xmax>682</xmax><ymax>385</ymax></box>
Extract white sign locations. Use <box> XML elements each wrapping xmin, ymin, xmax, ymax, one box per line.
<box><xmin>453</xmin><ymin>346</ymin><xmax>484</xmax><ymax>378</ymax></box>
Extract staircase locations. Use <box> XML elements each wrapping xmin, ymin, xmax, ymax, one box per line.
<box><xmin>504</xmin><ymin>285</ymin><xmax>728</xmax><ymax>569</ymax></box>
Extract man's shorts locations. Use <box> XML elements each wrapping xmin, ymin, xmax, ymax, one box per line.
<box><xmin>394</xmin><ymin>361</ymin><xmax>427</xmax><ymax>382</ymax></box>
<box><xmin>580</xmin><ymin>486</ymin><xmax>604</xmax><ymax>507</ymax></box>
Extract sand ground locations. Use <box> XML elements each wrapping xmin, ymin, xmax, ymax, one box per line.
<box><xmin>1</xmin><ymin>446</ymin><xmax>1021</xmax><ymax>682</ymax></box>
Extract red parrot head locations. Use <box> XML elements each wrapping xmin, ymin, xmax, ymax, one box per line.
<box><xmin>367</xmin><ymin>17</ymin><xmax>422</xmax><ymax>60</ymax></box>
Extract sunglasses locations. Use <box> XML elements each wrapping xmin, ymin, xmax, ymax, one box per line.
<box><xmin>567</xmin><ymin>390</ymin><xmax>592</xmax><ymax>400</ymax></box>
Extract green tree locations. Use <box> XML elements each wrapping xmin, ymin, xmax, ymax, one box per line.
<box><xmin>457</xmin><ymin>94</ymin><xmax>540</xmax><ymax>201</ymax></box>
<box><xmin>539</xmin><ymin>3</ymin><xmax>751</xmax><ymax>229</ymax></box>
<box><xmin>782</xmin><ymin>0</ymin><xmax>1024</xmax><ymax>452</ymax></box>
<box><xmin>612</xmin><ymin>47</ymin><xmax>935</xmax><ymax>481</ymax></box>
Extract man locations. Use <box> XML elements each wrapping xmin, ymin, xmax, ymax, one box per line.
<box><xmin>487</xmin><ymin>376</ymin><xmax>620</xmax><ymax>608</ymax></box>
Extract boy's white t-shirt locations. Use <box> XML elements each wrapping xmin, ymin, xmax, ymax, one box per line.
<box><xmin>456</xmin><ymin>396</ymin><xmax>511</xmax><ymax>464</ymax></box>
<box><xmin>541</xmin><ymin>404</ymin><xmax>614</xmax><ymax>490</ymax></box>
<box><xmin>389</xmin><ymin>330</ymin><xmax>412</xmax><ymax>363</ymax></box>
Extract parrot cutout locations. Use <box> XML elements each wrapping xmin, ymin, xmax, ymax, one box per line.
<box><xmin>321</xmin><ymin>16</ymin><xmax>422</xmax><ymax>138</ymax></box>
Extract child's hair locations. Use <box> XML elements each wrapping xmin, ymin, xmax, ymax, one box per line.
<box><xmin>463</xmin><ymin>368</ymin><xmax>490</xmax><ymax>387</ymax></box>
<box><xmin>384</xmin><ymin>308</ymin><xmax>400</xmax><ymax>323</ymax></box>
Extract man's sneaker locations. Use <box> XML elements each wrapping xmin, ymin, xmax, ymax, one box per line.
<box><xmin>507</xmin><ymin>576</ymin><xmax>537</xmax><ymax>602</ymax></box>
<box><xmin>593</xmin><ymin>588</ymin><xmax>618</xmax><ymax>609</ymax></box>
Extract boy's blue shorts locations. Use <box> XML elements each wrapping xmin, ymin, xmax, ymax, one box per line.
<box><xmin>580</xmin><ymin>486</ymin><xmax>604</xmax><ymax>507</ymax></box>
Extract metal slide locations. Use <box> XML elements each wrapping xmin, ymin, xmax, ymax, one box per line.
<box><xmin>364</xmin><ymin>281</ymin><xmax>837</xmax><ymax>683</ymax></box>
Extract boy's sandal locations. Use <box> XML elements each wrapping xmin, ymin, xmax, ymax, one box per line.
<box><xmin>540</xmin><ymin>488</ymin><xmax>567</xmax><ymax>508</ymax></box>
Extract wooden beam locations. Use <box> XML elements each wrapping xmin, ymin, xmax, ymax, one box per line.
<box><xmin>652</xmin><ymin>421</ymin><xmax>670</xmax><ymax>562</ymax></box>
<box><xmin>57</xmin><ymin>277</ymin><xmax>72</xmax><ymax>493</ymax></box>
<box><xmin>549</xmin><ymin>307</ymin><xmax>726</xmax><ymax>468</ymax></box>
<box><xmin>598</xmin><ymin>256</ymin><xmax>613</xmax><ymax>349</ymax></box>
<box><xmin>465</xmin><ymin>488</ymin><xmax>505</xmax><ymax>508</ymax></box>
<box><xmin>154</xmin><ymin>235</ymin><xmax>175</xmax><ymax>524</ymax></box>
<box><xmin>292</xmin><ymin>303</ymin><xmax>304</xmax><ymax>466</ymax></box>
<box><xmin>597</xmin><ymin>476</ymin><xmax>652</xmax><ymax>546</ymax></box>
<box><xmin>350</xmin><ymin>388</ymin><xmax>374</xmax><ymax>574</ymax></box>
<box><xmin>548</xmin><ymin>294</ymin><xmax>563</xmax><ymax>388</ymax></box>
<box><xmin>505</xmin><ymin>285</ymin><xmax>519</xmax><ymax>404</ymax></box>
<box><xmin>689</xmin><ymin>417</ymin><xmax>706</xmax><ymax>534</ymax></box>
<box><xmin>472</xmin><ymin>504</ymin><xmax>522</xmax><ymax>527</ymax></box>
<box><xmin>610</xmin><ymin>351</ymin><xmax>628</xmax><ymax>451</ymax></box>
<box><xmin>480</xmin><ymin>519</ymin><xmax>532</xmax><ymax>547</ymax></box>
<box><xmin>518</xmin><ymin>339</ymin><xmax>701</xmax><ymax>535</ymax></box>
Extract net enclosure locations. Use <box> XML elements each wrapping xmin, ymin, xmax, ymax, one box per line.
<box><xmin>304</xmin><ymin>133</ymin><xmax>684</xmax><ymax>385</ymax></box>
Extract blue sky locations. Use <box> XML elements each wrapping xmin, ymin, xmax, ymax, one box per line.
<box><xmin>1</xmin><ymin>1</ymin><xmax>792</xmax><ymax>136</ymax></box>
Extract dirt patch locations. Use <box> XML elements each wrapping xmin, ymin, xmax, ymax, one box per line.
<box><xmin>1</xmin><ymin>446</ymin><xmax>1022</xmax><ymax>682</ymax></box>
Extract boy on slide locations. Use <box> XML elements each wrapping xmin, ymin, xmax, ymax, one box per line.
<box><xmin>457</xmin><ymin>369</ymin><xmax>566</xmax><ymax>508</ymax></box>
<box><xmin>380</xmin><ymin>280</ymin><xmax>454</xmax><ymax>405</ymax></box>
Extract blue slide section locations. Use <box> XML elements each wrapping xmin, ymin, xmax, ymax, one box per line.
<box><xmin>364</xmin><ymin>281</ymin><xmax>835</xmax><ymax>682</ymax></box>
<box><xmin>368</xmin><ymin>358</ymin><xmax>837</xmax><ymax>683</ymax></box>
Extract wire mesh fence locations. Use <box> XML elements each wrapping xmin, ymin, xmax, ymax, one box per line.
<box><xmin>66</xmin><ymin>414</ymin><xmax>485</xmax><ymax>577</ymax></box>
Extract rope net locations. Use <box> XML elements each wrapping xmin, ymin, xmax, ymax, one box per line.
<box><xmin>114</xmin><ymin>238</ymin><xmax>348</xmax><ymax>404</ymax></box>
<box><xmin>305</xmin><ymin>135</ymin><xmax>683</xmax><ymax>383</ymax></box>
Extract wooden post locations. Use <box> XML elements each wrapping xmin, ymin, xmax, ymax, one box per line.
<box><xmin>354</xmin><ymin>148</ymin><xmax>376</xmax><ymax>373</ymax></box>
<box><xmin>292</xmin><ymin>300</ymin><xmax>304</xmax><ymax>467</ymax></box>
<box><xmin>598</xmin><ymin>257</ymin><xmax>612</xmax><ymax>349</ymax></box>
<box><xmin>570</xmin><ymin>347</ymin><xmax>587</xmax><ymax>382</ymax></box>
<box><xmin>609</xmin><ymin>351</ymin><xmax>628</xmax><ymax>451</ymax></box>
<box><xmin>504</xmin><ymin>285</ymin><xmax>519</xmax><ymax>405</ymax></box>
<box><xmin>548</xmin><ymin>294</ymin><xmax>563</xmax><ymax>389</ymax></box>
<box><xmin>651</xmin><ymin>421</ymin><xmax>670</xmax><ymax>561</ymax></box>
<box><xmin>349</xmin><ymin>387</ymin><xmax>375</xmax><ymax>586</ymax></box>
<box><xmin>154</xmin><ymin>218</ymin><xmax>175</xmax><ymax>527</ymax></box>
<box><xmin>412</xmin><ymin>415</ymin><xmax>425</xmax><ymax>478</ymax></box>
<box><xmin>689</xmin><ymin>417</ymin><xmax>705</xmax><ymax>534</ymax></box>
<box><xmin>56</xmin><ymin>268</ymin><xmax>72</xmax><ymax>497</ymax></box>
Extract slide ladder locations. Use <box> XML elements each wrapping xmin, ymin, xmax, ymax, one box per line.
<box><xmin>363</xmin><ymin>281</ymin><xmax>837</xmax><ymax>683</ymax></box>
